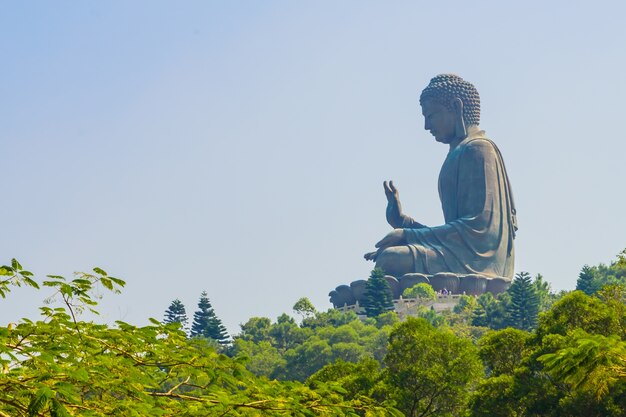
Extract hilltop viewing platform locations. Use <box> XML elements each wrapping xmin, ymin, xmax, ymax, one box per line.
<box><xmin>336</xmin><ymin>293</ymin><xmax>463</xmax><ymax>318</ymax></box>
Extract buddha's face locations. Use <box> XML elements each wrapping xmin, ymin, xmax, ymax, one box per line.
<box><xmin>421</xmin><ymin>99</ymin><xmax>457</xmax><ymax>144</ymax></box>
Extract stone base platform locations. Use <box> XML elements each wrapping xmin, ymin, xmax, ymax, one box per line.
<box><xmin>329</xmin><ymin>272</ymin><xmax>510</xmax><ymax>309</ymax></box>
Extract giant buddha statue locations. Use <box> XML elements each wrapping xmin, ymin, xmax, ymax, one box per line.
<box><xmin>330</xmin><ymin>75</ymin><xmax>517</xmax><ymax>307</ymax></box>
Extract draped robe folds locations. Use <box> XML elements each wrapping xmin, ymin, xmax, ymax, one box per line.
<box><xmin>403</xmin><ymin>127</ymin><xmax>517</xmax><ymax>279</ymax></box>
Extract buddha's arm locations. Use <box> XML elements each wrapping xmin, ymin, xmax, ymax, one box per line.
<box><xmin>384</xmin><ymin>180</ymin><xmax>427</xmax><ymax>229</ymax></box>
<box><xmin>404</xmin><ymin>140</ymin><xmax>493</xmax><ymax>244</ymax></box>
<box><xmin>398</xmin><ymin>215</ymin><xmax>427</xmax><ymax>229</ymax></box>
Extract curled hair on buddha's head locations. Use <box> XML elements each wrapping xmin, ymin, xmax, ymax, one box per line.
<box><xmin>420</xmin><ymin>74</ymin><xmax>481</xmax><ymax>126</ymax></box>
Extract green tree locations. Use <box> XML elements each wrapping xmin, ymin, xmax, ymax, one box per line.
<box><xmin>384</xmin><ymin>318</ymin><xmax>482</xmax><ymax>417</ymax></box>
<box><xmin>472</xmin><ymin>302</ymin><xmax>488</xmax><ymax>327</ymax></box>
<box><xmin>402</xmin><ymin>282</ymin><xmax>436</xmax><ymax>300</ymax></box>
<box><xmin>307</xmin><ymin>358</ymin><xmax>387</xmax><ymax>402</ymax></box>
<box><xmin>534</xmin><ymin>273</ymin><xmax>555</xmax><ymax>311</ymax></box>
<box><xmin>374</xmin><ymin>311</ymin><xmax>400</xmax><ymax>328</ymax></box>
<box><xmin>472</xmin><ymin>292</ymin><xmax>511</xmax><ymax>330</ymax></box>
<box><xmin>469</xmin><ymin>269</ymin><xmax>626</xmax><ymax>417</ymax></box>
<box><xmin>506</xmin><ymin>271</ymin><xmax>539</xmax><ymax>331</ymax></box>
<box><xmin>233</xmin><ymin>308</ymin><xmax>393</xmax><ymax>382</ymax></box>
<box><xmin>539</xmin><ymin>330</ymin><xmax>626</xmax><ymax>399</ymax></box>
<box><xmin>363</xmin><ymin>268</ymin><xmax>394</xmax><ymax>318</ymax></box>
<box><xmin>453</xmin><ymin>294</ymin><xmax>477</xmax><ymax>314</ymax></box>
<box><xmin>190</xmin><ymin>291</ymin><xmax>229</xmax><ymax>343</ymax></box>
<box><xmin>417</xmin><ymin>306</ymin><xmax>447</xmax><ymax>327</ymax></box>
<box><xmin>577</xmin><ymin>265</ymin><xmax>600</xmax><ymax>295</ymax></box>
<box><xmin>301</xmin><ymin>309</ymin><xmax>360</xmax><ymax>330</ymax></box>
<box><xmin>575</xmin><ymin>251</ymin><xmax>626</xmax><ymax>295</ymax></box>
<box><xmin>536</xmin><ymin>291</ymin><xmax>621</xmax><ymax>338</ymax></box>
<box><xmin>268</xmin><ymin>313</ymin><xmax>311</xmax><ymax>351</ymax></box>
<box><xmin>274</xmin><ymin>318</ymin><xmax>391</xmax><ymax>381</ymax></box>
<box><xmin>231</xmin><ymin>339</ymin><xmax>286</xmax><ymax>378</ymax></box>
<box><xmin>478</xmin><ymin>328</ymin><xmax>530</xmax><ymax>376</ymax></box>
<box><xmin>0</xmin><ymin>262</ymin><xmax>392</xmax><ymax>417</ymax></box>
<box><xmin>469</xmin><ymin>375</ymin><xmax>523</xmax><ymax>417</ymax></box>
<box><xmin>163</xmin><ymin>299</ymin><xmax>188</xmax><ymax>331</ymax></box>
<box><xmin>278</xmin><ymin>338</ymin><xmax>334</xmax><ymax>381</ymax></box>
<box><xmin>596</xmin><ymin>284</ymin><xmax>626</xmax><ymax>338</ymax></box>
<box><xmin>0</xmin><ymin>258</ymin><xmax>39</xmax><ymax>298</ymax></box>
<box><xmin>238</xmin><ymin>316</ymin><xmax>272</xmax><ymax>343</ymax></box>
<box><xmin>293</xmin><ymin>297</ymin><xmax>317</xmax><ymax>319</ymax></box>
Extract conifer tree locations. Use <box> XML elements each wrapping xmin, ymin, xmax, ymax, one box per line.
<box><xmin>363</xmin><ymin>268</ymin><xmax>394</xmax><ymax>317</ymax></box>
<box><xmin>576</xmin><ymin>265</ymin><xmax>599</xmax><ymax>295</ymax></box>
<box><xmin>190</xmin><ymin>291</ymin><xmax>229</xmax><ymax>343</ymax></box>
<box><xmin>506</xmin><ymin>272</ymin><xmax>539</xmax><ymax>331</ymax></box>
<box><xmin>472</xmin><ymin>304</ymin><xmax>488</xmax><ymax>327</ymax></box>
<box><xmin>163</xmin><ymin>299</ymin><xmax>188</xmax><ymax>331</ymax></box>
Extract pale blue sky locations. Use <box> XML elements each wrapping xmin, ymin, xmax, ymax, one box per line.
<box><xmin>2</xmin><ymin>1</ymin><xmax>626</xmax><ymax>333</ymax></box>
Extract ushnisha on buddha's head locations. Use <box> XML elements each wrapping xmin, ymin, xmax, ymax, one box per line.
<box><xmin>419</xmin><ymin>74</ymin><xmax>481</xmax><ymax>145</ymax></box>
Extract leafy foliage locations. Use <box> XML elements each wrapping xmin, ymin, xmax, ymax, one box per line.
<box><xmin>0</xmin><ymin>258</ymin><xmax>39</xmax><ymax>298</ymax></box>
<box><xmin>472</xmin><ymin>292</ymin><xmax>509</xmax><ymax>329</ymax></box>
<box><xmin>307</xmin><ymin>358</ymin><xmax>385</xmax><ymax>401</ymax></box>
<box><xmin>384</xmin><ymin>318</ymin><xmax>483</xmax><ymax>417</ymax></box>
<box><xmin>293</xmin><ymin>297</ymin><xmax>317</xmax><ymax>319</ymax></box>
<box><xmin>232</xmin><ymin>308</ymin><xmax>393</xmax><ymax>381</ymax></box>
<box><xmin>401</xmin><ymin>283</ymin><xmax>436</xmax><ymax>300</ymax></box>
<box><xmin>0</xmin><ymin>262</ymin><xmax>393</xmax><ymax>417</ymax></box>
<box><xmin>469</xmin><ymin>253</ymin><xmax>626</xmax><ymax>417</ymax></box>
<box><xmin>534</xmin><ymin>273</ymin><xmax>555</xmax><ymax>311</ymax></box>
<box><xmin>453</xmin><ymin>293</ymin><xmax>478</xmax><ymax>315</ymax></box>
<box><xmin>536</xmin><ymin>290</ymin><xmax>621</xmax><ymax>338</ymax></box>
<box><xmin>539</xmin><ymin>330</ymin><xmax>626</xmax><ymax>399</ymax></box>
<box><xmin>478</xmin><ymin>328</ymin><xmax>530</xmax><ymax>376</ymax></box>
<box><xmin>7</xmin><ymin>248</ymin><xmax>626</xmax><ymax>417</ymax></box>
<box><xmin>575</xmin><ymin>249</ymin><xmax>626</xmax><ymax>295</ymax></box>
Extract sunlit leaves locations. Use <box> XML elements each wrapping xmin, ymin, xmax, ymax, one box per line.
<box><xmin>0</xmin><ymin>260</ymin><xmax>390</xmax><ymax>416</ymax></box>
<box><xmin>0</xmin><ymin>258</ymin><xmax>39</xmax><ymax>298</ymax></box>
<box><xmin>539</xmin><ymin>331</ymin><xmax>626</xmax><ymax>399</ymax></box>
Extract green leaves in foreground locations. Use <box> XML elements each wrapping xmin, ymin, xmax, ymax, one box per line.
<box><xmin>0</xmin><ymin>258</ymin><xmax>38</xmax><ymax>298</ymax></box>
<box><xmin>539</xmin><ymin>331</ymin><xmax>626</xmax><ymax>399</ymax></box>
<box><xmin>0</xmin><ymin>260</ymin><xmax>393</xmax><ymax>417</ymax></box>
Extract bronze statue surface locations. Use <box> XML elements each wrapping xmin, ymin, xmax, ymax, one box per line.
<box><xmin>330</xmin><ymin>74</ymin><xmax>517</xmax><ymax>307</ymax></box>
<box><xmin>365</xmin><ymin>74</ymin><xmax>517</xmax><ymax>285</ymax></box>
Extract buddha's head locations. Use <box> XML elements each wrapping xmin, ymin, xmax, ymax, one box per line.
<box><xmin>419</xmin><ymin>74</ymin><xmax>480</xmax><ymax>144</ymax></box>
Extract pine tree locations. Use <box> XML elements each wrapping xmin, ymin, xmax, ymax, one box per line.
<box><xmin>363</xmin><ymin>268</ymin><xmax>394</xmax><ymax>317</ymax></box>
<box><xmin>472</xmin><ymin>304</ymin><xmax>488</xmax><ymax>327</ymax></box>
<box><xmin>506</xmin><ymin>272</ymin><xmax>539</xmax><ymax>331</ymax></box>
<box><xmin>163</xmin><ymin>299</ymin><xmax>188</xmax><ymax>331</ymax></box>
<box><xmin>190</xmin><ymin>291</ymin><xmax>229</xmax><ymax>343</ymax></box>
<box><xmin>576</xmin><ymin>265</ymin><xmax>599</xmax><ymax>295</ymax></box>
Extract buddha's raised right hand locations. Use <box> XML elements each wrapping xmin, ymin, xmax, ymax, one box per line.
<box><xmin>384</xmin><ymin>180</ymin><xmax>404</xmax><ymax>228</ymax></box>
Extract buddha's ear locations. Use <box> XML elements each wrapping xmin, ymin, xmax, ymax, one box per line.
<box><xmin>452</xmin><ymin>97</ymin><xmax>467</xmax><ymax>139</ymax></box>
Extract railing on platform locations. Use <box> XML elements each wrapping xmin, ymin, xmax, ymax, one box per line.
<box><xmin>336</xmin><ymin>293</ymin><xmax>463</xmax><ymax>317</ymax></box>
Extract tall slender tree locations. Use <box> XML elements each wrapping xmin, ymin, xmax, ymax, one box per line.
<box><xmin>190</xmin><ymin>291</ymin><xmax>229</xmax><ymax>343</ymax></box>
<box><xmin>506</xmin><ymin>272</ymin><xmax>539</xmax><ymax>331</ymax></box>
<box><xmin>163</xmin><ymin>299</ymin><xmax>188</xmax><ymax>331</ymax></box>
<box><xmin>576</xmin><ymin>265</ymin><xmax>599</xmax><ymax>295</ymax></box>
<box><xmin>363</xmin><ymin>268</ymin><xmax>394</xmax><ymax>318</ymax></box>
<box><xmin>534</xmin><ymin>273</ymin><xmax>554</xmax><ymax>311</ymax></box>
<box><xmin>293</xmin><ymin>297</ymin><xmax>317</xmax><ymax>320</ymax></box>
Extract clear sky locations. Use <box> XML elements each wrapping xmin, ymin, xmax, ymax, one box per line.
<box><xmin>2</xmin><ymin>1</ymin><xmax>626</xmax><ymax>334</ymax></box>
